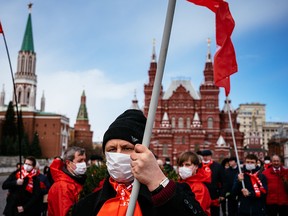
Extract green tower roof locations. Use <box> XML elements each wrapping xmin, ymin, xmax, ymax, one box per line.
<box><xmin>21</xmin><ymin>13</ymin><xmax>34</xmax><ymax>52</ymax></box>
<box><xmin>76</xmin><ymin>90</ymin><xmax>89</xmax><ymax>120</ymax></box>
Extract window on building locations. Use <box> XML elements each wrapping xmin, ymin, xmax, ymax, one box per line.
<box><xmin>21</xmin><ymin>56</ymin><xmax>25</xmax><ymax>72</ymax></box>
<box><xmin>208</xmin><ymin>117</ymin><xmax>213</xmax><ymax>128</ymax></box>
<box><xmin>178</xmin><ymin>117</ymin><xmax>184</xmax><ymax>128</ymax></box>
<box><xmin>172</xmin><ymin>117</ymin><xmax>175</xmax><ymax>128</ymax></box>
<box><xmin>182</xmin><ymin>136</ymin><xmax>185</xmax><ymax>144</ymax></box>
<box><xmin>186</xmin><ymin>117</ymin><xmax>191</xmax><ymax>129</ymax></box>
<box><xmin>26</xmin><ymin>90</ymin><xmax>30</xmax><ymax>105</ymax></box>
<box><xmin>28</xmin><ymin>56</ymin><xmax>33</xmax><ymax>72</ymax></box>
<box><xmin>17</xmin><ymin>90</ymin><xmax>22</xmax><ymax>104</ymax></box>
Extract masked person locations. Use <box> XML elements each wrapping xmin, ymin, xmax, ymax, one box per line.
<box><xmin>48</xmin><ymin>146</ymin><xmax>87</xmax><ymax>216</ymax></box>
<box><xmin>2</xmin><ymin>156</ymin><xmax>42</xmax><ymax>216</ymax></box>
<box><xmin>232</xmin><ymin>154</ymin><xmax>267</xmax><ymax>216</ymax></box>
<box><xmin>178</xmin><ymin>151</ymin><xmax>212</xmax><ymax>216</ymax></box>
<box><xmin>201</xmin><ymin>150</ymin><xmax>226</xmax><ymax>216</ymax></box>
<box><xmin>72</xmin><ymin>109</ymin><xmax>206</xmax><ymax>216</ymax></box>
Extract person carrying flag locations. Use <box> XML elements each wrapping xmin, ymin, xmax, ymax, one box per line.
<box><xmin>72</xmin><ymin>109</ymin><xmax>206</xmax><ymax>216</ymax></box>
<box><xmin>232</xmin><ymin>154</ymin><xmax>267</xmax><ymax>216</ymax></box>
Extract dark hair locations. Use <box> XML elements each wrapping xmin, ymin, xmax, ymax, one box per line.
<box><xmin>229</xmin><ymin>156</ymin><xmax>237</xmax><ymax>162</ymax></box>
<box><xmin>25</xmin><ymin>156</ymin><xmax>37</xmax><ymax>167</ymax></box>
<box><xmin>264</xmin><ymin>156</ymin><xmax>271</xmax><ymax>160</ymax></box>
<box><xmin>245</xmin><ymin>154</ymin><xmax>258</xmax><ymax>162</ymax></box>
<box><xmin>177</xmin><ymin>151</ymin><xmax>200</xmax><ymax>166</ymax></box>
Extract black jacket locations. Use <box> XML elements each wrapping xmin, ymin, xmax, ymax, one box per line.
<box><xmin>72</xmin><ymin>177</ymin><xmax>206</xmax><ymax>216</ymax></box>
<box><xmin>232</xmin><ymin>166</ymin><xmax>267</xmax><ymax>216</ymax></box>
<box><xmin>203</xmin><ymin>161</ymin><xmax>226</xmax><ymax>200</ymax></box>
<box><xmin>2</xmin><ymin>170</ymin><xmax>42</xmax><ymax>216</ymax></box>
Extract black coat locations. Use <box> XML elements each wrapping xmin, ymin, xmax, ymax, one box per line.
<box><xmin>232</xmin><ymin>167</ymin><xmax>267</xmax><ymax>216</ymax></box>
<box><xmin>72</xmin><ymin>177</ymin><xmax>207</xmax><ymax>216</ymax></box>
<box><xmin>204</xmin><ymin>161</ymin><xmax>226</xmax><ymax>200</ymax></box>
<box><xmin>224</xmin><ymin>166</ymin><xmax>239</xmax><ymax>196</ymax></box>
<box><xmin>2</xmin><ymin>170</ymin><xmax>42</xmax><ymax>216</ymax></box>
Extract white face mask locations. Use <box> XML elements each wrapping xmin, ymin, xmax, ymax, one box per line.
<box><xmin>23</xmin><ymin>164</ymin><xmax>33</xmax><ymax>172</ymax></box>
<box><xmin>202</xmin><ymin>159</ymin><xmax>211</xmax><ymax>164</ymax></box>
<box><xmin>74</xmin><ymin>162</ymin><xmax>87</xmax><ymax>175</ymax></box>
<box><xmin>264</xmin><ymin>160</ymin><xmax>270</xmax><ymax>164</ymax></box>
<box><xmin>178</xmin><ymin>166</ymin><xmax>193</xmax><ymax>180</ymax></box>
<box><xmin>245</xmin><ymin>164</ymin><xmax>256</xmax><ymax>171</ymax></box>
<box><xmin>105</xmin><ymin>152</ymin><xmax>134</xmax><ymax>183</ymax></box>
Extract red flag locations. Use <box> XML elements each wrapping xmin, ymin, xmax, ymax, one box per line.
<box><xmin>0</xmin><ymin>22</ymin><xmax>3</xmax><ymax>34</ymax></box>
<box><xmin>187</xmin><ymin>0</ymin><xmax>238</xmax><ymax>96</ymax></box>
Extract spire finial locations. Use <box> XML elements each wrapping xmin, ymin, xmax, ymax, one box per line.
<box><xmin>28</xmin><ymin>3</ymin><xmax>33</xmax><ymax>13</ymax></box>
<box><xmin>206</xmin><ymin>37</ymin><xmax>212</xmax><ymax>63</ymax></box>
<box><xmin>151</xmin><ymin>38</ymin><xmax>157</xmax><ymax>62</ymax></box>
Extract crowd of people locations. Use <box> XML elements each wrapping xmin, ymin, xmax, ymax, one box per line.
<box><xmin>2</xmin><ymin>109</ymin><xmax>288</xmax><ymax>216</ymax></box>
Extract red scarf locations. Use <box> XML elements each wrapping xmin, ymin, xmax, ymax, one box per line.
<box><xmin>202</xmin><ymin>160</ymin><xmax>213</xmax><ymax>168</ymax></box>
<box><xmin>16</xmin><ymin>167</ymin><xmax>38</xmax><ymax>193</ymax></box>
<box><xmin>246</xmin><ymin>171</ymin><xmax>266</xmax><ymax>198</ymax></box>
<box><xmin>97</xmin><ymin>178</ymin><xmax>142</xmax><ymax>216</ymax></box>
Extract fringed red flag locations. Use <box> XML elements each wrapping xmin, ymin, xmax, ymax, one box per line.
<box><xmin>187</xmin><ymin>0</ymin><xmax>238</xmax><ymax>96</ymax></box>
<box><xmin>0</xmin><ymin>22</ymin><xmax>3</xmax><ymax>34</ymax></box>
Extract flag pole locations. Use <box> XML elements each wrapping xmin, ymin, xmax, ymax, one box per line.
<box><xmin>226</xmin><ymin>96</ymin><xmax>245</xmax><ymax>188</ymax></box>
<box><xmin>0</xmin><ymin>22</ymin><xmax>23</xmax><ymax>177</ymax></box>
<box><xmin>126</xmin><ymin>0</ymin><xmax>177</xmax><ymax>215</ymax></box>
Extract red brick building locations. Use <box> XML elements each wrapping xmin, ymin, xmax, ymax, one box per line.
<box><xmin>143</xmin><ymin>42</ymin><xmax>244</xmax><ymax>164</ymax></box>
<box><xmin>0</xmin><ymin>7</ymin><xmax>70</xmax><ymax>158</ymax></box>
<box><xmin>72</xmin><ymin>90</ymin><xmax>93</xmax><ymax>148</ymax></box>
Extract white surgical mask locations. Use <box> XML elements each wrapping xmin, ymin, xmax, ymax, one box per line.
<box><xmin>245</xmin><ymin>164</ymin><xmax>256</xmax><ymax>171</ymax></box>
<box><xmin>264</xmin><ymin>160</ymin><xmax>270</xmax><ymax>164</ymax></box>
<box><xmin>23</xmin><ymin>164</ymin><xmax>33</xmax><ymax>172</ymax></box>
<box><xmin>202</xmin><ymin>160</ymin><xmax>211</xmax><ymax>164</ymax></box>
<box><xmin>74</xmin><ymin>162</ymin><xmax>87</xmax><ymax>175</ymax></box>
<box><xmin>105</xmin><ymin>152</ymin><xmax>134</xmax><ymax>183</ymax></box>
<box><xmin>178</xmin><ymin>166</ymin><xmax>193</xmax><ymax>180</ymax></box>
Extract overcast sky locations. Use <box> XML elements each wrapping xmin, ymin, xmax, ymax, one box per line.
<box><xmin>0</xmin><ymin>0</ymin><xmax>287</xmax><ymax>141</ymax></box>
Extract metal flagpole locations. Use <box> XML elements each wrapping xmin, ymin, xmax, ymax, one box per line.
<box><xmin>226</xmin><ymin>96</ymin><xmax>245</xmax><ymax>188</ymax></box>
<box><xmin>0</xmin><ymin>22</ymin><xmax>23</xmax><ymax>177</ymax></box>
<box><xmin>126</xmin><ymin>0</ymin><xmax>177</xmax><ymax>215</ymax></box>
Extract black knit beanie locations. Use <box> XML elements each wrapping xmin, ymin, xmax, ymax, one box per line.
<box><xmin>102</xmin><ymin>109</ymin><xmax>147</xmax><ymax>152</ymax></box>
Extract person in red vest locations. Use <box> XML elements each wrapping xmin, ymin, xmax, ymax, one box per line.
<box><xmin>178</xmin><ymin>151</ymin><xmax>212</xmax><ymax>216</ymax></box>
<box><xmin>263</xmin><ymin>154</ymin><xmax>288</xmax><ymax>216</ymax></box>
<box><xmin>72</xmin><ymin>109</ymin><xmax>206</xmax><ymax>216</ymax></box>
<box><xmin>201</xmin><ymin>149</ymin><xmax>226</xmax><ymax>216</ymax></box>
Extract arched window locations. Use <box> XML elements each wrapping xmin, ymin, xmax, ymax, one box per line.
<box><xmin>186</xmin><ymin>117</ymin><xmax>191</xmax><ymax>129</ymax></box>
<box><xmin>178</xmin><ymin>117</ymin><xmax>184</xmax><ymax>128</ymax></box>
<box><xmin>208</xmin><ymin>117</ymin><xmax>213</xmax><ymax>128</ymax></box>
<box><xmin>28</xmin><ymin>56</ymin><xmax>33</xmax><ymax>72</ymax></box>
<box><xmin>26</xmin><ymin>89</ymin><xmax>30</xmax><ymax>105</ymax></box>
<box><xmin>21</xmin><ymin>56</ymin><xmax>25</xmax><ymax>72</ymax></box>
<box><xmin>182</xmin><ymin>136</ymin><xmax>185</xmax><ymax>144</ymax></box>
<box><xmin>171</xmin><ymin>117</ymin><xmax>175</xmax><ymax>128</ymax></box>
<box><xmin>17</xmin><ymin>90</ymin><xmax>22</xmax><ymax>104</ymax></box>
